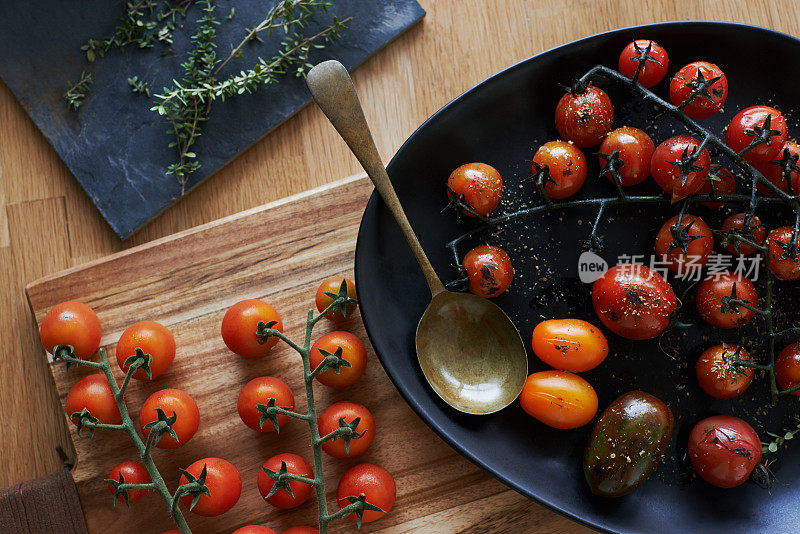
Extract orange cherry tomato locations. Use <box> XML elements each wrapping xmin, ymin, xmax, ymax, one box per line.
<box><xmin>720</xmin><ymin>213</ymin><xmax>766</xmax><ymax>256</ymax></box>
<box><xmin>446</xmin><ymin>162</ymin><xmax>503</xmax><ymax>217</ymax></box>
<box><xmin>695</xmin><ymin>344</ymin><xmax>754</xmax><ymax>399</ymax></box>
<box><xmin>531</xmin><ymin>319</ymin><xmax>608</xmax><ymax>372</ymax></box>
<box><xmin>462</xmin><ymin>245</ymin><xmax>514</xmax><ymax>298</ymax></box>
<box><xmin>598</xmin><ymin>126</ymin><xmax>655</xmax><ymax>186</ymax></box>
<box><xmin>258</xmin><ymin>453</ymin><xmax>314</xmax><ymax>509</ymax></box>
<box><xmin>653</xmin><ymin>214</ymin><xmax>714</xmax><ymax>273</ymax></box>
<box><xmin>315</xmin><ymin>277</ymin><xmax>358</xmax><ymax>321</ymax></box>
<box><xmin>532</xmin><ymin>141</ymin><xmax>588</xmax><ymax>199</ymax></box>
<box><xmin>696</xmin><ymin>271</ymin><xmax>758</xmax><ymax>329</ymax></box>
<box><xmin>309</xmin><ymin>331</ymin><xmax>367</xmax><ymax>388</ymax></box>
<box><xmin>237</xmin><ymin>376</ymin><xmax>294</xmax><ymax>432</ymax></box>
<box><xmin>108</xmin><ymin>461</ymin><xmax>150</xmax><ymax>503</ymax></box>
<box><xmin>776</xmin><ymin>343</ymin><xmax>800</xmax><ymax>395</ymax></box>
<box><xmin>336</xmin><ymin>463</ymin><xmax>396</xmax><ymax>524</ymax></box>
<box><xmin>139</xmin><ymin>388</ymin><xmax>199</xmax><ymax>449</ymax></box>
<box><xmin>318</xmin><ymin>401</ymin><xmax>375</xmax><ymax>459</ymax></box>
<box><xmin>65</xmin><ymin>374</ymin><xmax>121</xmax><ymax>426</ymax></box>
<box><xmin>115</xmin><ymin>321</ymin><xmax>175</xmax><ymax>380</ymax></box>
<box><xmin>222</xmin><ymin>299</ymin><xmax>283</xmax><ymax>358</ymax></box>
<box><xmin>519</xmin><ymin>371</ymin><xmax>598</xmax><ymax>429</ymax></box>
<box><xmin>179</xmin><ymin>457</ymin><xmax>241</xmax><ymax>516</ymax></box>
<box><xmin>232</xmin><ymin>527</ymin><xmax>277</xmax><ymax>534</ymax></box>
<box><xmin>40</xmin><ymin>301</ymin><xmax>102</xmax><ymax>359</ymax></box>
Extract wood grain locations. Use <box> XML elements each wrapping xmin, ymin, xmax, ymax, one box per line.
<box><xmin>3</xmin><ymin>1</ymin><xmax>800</xmax><ymax>532</ymax></box>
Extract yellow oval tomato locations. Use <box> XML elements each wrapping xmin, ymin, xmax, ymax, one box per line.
<box><xmin>519</xmin><ymin>371</ymin><xmax>598</xmax><ymax>429</ymax></box>
<box><xmin>531</xmin><ymin>319</ymin><xmax>608</xmax><ymax>372</ymax></box>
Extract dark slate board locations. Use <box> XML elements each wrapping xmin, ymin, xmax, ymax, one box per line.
<box><xmin>0</xmin><ymin>0</ymin><xmax>424</xmax><ymax>238</ymax></box>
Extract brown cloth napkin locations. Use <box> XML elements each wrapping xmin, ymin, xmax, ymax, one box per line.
<box><xmin>0</xmin><ymin>463</ymin><xmax>88</xmax><ymax>533</ymax></box>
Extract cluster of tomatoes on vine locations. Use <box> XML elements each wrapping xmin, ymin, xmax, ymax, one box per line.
<box><xmin>443</xmin><ymin>38</ymin><xmax>800</xmax><ymax>492</ymax></box>
<box><xmin>39</xmin><ymin>276</ymin><xmax>395</xmax><ymax>533</ymax></box>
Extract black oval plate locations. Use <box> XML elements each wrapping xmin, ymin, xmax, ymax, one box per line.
<box><xmin>355</xmin><ymin>22</ymin><xmax>800</xmax><ymax>534</ymax></box>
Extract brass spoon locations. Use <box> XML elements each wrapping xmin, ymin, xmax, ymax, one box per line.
<box><xmin>306</xmin><ymin>60</ymin><xmax>527</xmax><ymax>415</ymax></box>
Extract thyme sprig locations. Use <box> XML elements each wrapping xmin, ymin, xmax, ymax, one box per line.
<box><xmin>64</xmin><ymin>71</ymin><xmax>93</xmax><ymax>111</ymax></box>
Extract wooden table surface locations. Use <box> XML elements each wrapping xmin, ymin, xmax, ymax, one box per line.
<box><xmin>1</xmin><ymin>1</ymin><xmax>798</xmax><ymax>532</ymax></box>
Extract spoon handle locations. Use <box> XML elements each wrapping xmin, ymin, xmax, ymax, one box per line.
<box><xmin>307</xmin><ymin>60</ymin><xmax>445</xmax><ymax>297</ymax></box>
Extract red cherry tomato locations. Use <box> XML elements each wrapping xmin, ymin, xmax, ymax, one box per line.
<box><xmin>696</xmin><ymin>271</ymin><xmax>758</xmax><ymax>329</ymax></box>
<box><xmin>65</xmin><ymin>374</ymin><xmax>121</xmax><ymax>426</ymax></box>
<box><xmin>776</xmin><ymin>343</ymin><xmax>800</xmax><ymax>395</ymax></box>
<box><xmin>318</xmin><ymin>401</ymin><xmax>375</xmax><ymax>458</ymax></box>
<box><xmin>720</xmin><ymin>213</ymin><xmax>765</xmax><ymax>256</ymax></box>
<box><xmin>654</xmin><ymin>214</ymin><xmax>713</xmax><ymax>274</ymax></box>
<box><xmin>446</xmin><ymin>162</ymin><xmax>503</xmax><ymax>217</ymax></box>
<box><xmin>767</xmin><ymin>226</ymin><xmax>800</xmax><ymax>280</ymax></box>
<box><xmin>697</xmin><ymin>165</ymin><xmax>736</xmax><ymax>208</ymax></box>
<box><xmin>651</xmin><ymin>135</ymin><xmax>711</xmax><ymax>202</ymax></box>
<box><xmin>669</xmin><ymin>61</ymin><xmax>727</xmax><ymax>119</ymax></box>
<box><xmin>115</xmin><ymin>321</ymin><xmax>175</xmax><ymax>381</ymax></box>
<box><xmin>695</xmin><ymin>344</ymin><xmax>754</xmax><ymax>399</ymax></box>
<box><xmin>179</xmin><ymin>458</ymin><xmax>241</xmax><ymax>516</ymax></box>
<box><xmin>336</xmin><ymin>463</ymin><xmax>396</xmax><ymax>524</ymax></box>
<box><xmin>258</xmin><ymin>453</ymin><xmax>314</xmax><ymax>509</ymax></box>
<box><xmin>618</xmin><ymin>40</ymin><xmax>669</xmax><ymax>88</ymax></box>
<box><xmin>532</xmin><ymin>141</ymin><xmax>587</xmax><ymax>199</ymax></box>
<box><xmin>40</xmin><ymin>301</ymin><xmax>102</xmax><ymax>359</ymax></box>
<box><xmin>592</xmin><ymin>264</ymin><xmax>677</xmax><ymax>340</ymax></box>
<box><xmin>688</xmin><ymin>415</ymin><xmax>762</xmax><ymax>488</ymax></box>
<box><xmin>222</xmin><ymin>299</ymin><xmax>283</xmax><ymax>358</ymax></box>
<box><xmin>462</xmin><ymin>245</ymin><xmax>514</xmax><ymax>298</ymax></box>
<box><xmin>530</xmin><ymin>318</ymin><xmax>608</xmax><ymax>372</ymax></box>
<box><xmin>237</xmin><ymin>376</ymin><xmax>294</xmax><ymax>432</ymax></box>
<box><xmin>282</xmin><ymin>527</ymin><xmax>318</xmax><ymax>534</ymax></box>
<box><xmin>309</xmin><ymin>331</ymin><xmax>367</xmax><ymax>388</ymax></box>
<box><xmin>139</xmin><ymin>389</ymin><xmax>200</xmax><ymax>449</ymax></box>
<box><xmin>232</xmin><ymin>527</ymin><xmax>277</xmax><ymax>534</ymax></box>
<box><xmin>755</xmin><ymin>140</ymin><xmax>800</xmax><ymax>196</ymax></box>
<box><xmin>315</xmin><ymin>277</ymin><xmax>358</xmax><ymax>321</ymax></box>
<box><xmin>519</xmin><ymin>371</ymin><xmax>598</xmax><ymax>429</ymax></box>
<box><xmin>108</xmin><ymin>461</ymin><xmax>151</xmax><ymax>504</ymax></box>
<box><xmin>598</xmin><ymin>126</ymin><xmax>655</xmax><ymax>186</ymax></box>
<box><xmin>726</xmin><ymin>105</ymin><xmax>788</xmax><ymax>164</ymax></box>
<box><xmin>554</xmin><ymin>85</ymin><xmax>614</xmax><ymax>147</ymax></box>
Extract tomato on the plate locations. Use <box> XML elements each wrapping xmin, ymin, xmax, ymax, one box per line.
<box><xmin>651</xmin><ymin>135</ymin><xmax>711</xmax><ymax>202</ymax></box>
<box><xmin>720</xmin><ymin>213</ymin><xmax>766</xmax><ymax>256</ymax></box>
<box><xmin>531</xmin><ymin>141</ymin><xmax>587</xmax><ymax>199</ymax></box>
<box><xmin>530</xmin><ymin>318</ymin><xmax>608</xmax><ymax>372</ymax></box>
<box><xmin>598</xmin><ymin>126</ymin><xmax>655</xmax><ymax>186</ymax></box>
<box><xmin>654</xmin><ymin>214</ymin><xmax>713</xmax><ymax>273</ymax></box>
<box><xmin>115</xmin><ymin>320</ymin><xmax>175</xmax><ymax>380</ymax></box>
<box><xmin>592</xmin><ymin>264</ymin><xmax>677</xmax><ymax>340</ymax></box>
<box><xmin>40</xmin><ymin>301</ymin><xmax>101</xmax><ymax>359</ymax></box>
<box><xmin>669</xmin><ymin>61</ymin><xmax>727</xmax><ymax>119</ymax></box>
<box><xmin>179</xmin><ymin>457</ymin><xmax>241</xmax><ymax>516</ymax></box>
<box><xmin>282</xmin><ymin>527</ymin><xmax>318</xmax><ymax>534</ymax></box>
<box><xmin>756</xmin><ymin>141</ymin><xmax>800</xmax><ymax>196</ymax></box>
<box><xmin>697</xmin><ymin>165</ymin><xmax>736</xmax><ymax>208</ymax></box>
<box><xmin>519</xmin><ymin>370</ymin><xmax>598</xmax><ymax>429</ymax></box>
<box><xmin>237</xmin><ymin>376</ymin><xmax>294</xmax><ymax>432</ymax></box>
<box><xmin>258</xmin><ymin>453</ymin><xmax>314</xmax><ymax>509</ymax></box>
<box><xmin>222</xmin><ymin>299</ymin><xmax>283</xmax><ymax>358</ymax></box>
<box><xmin>65</xmin><ymin>374</ymin><xmax>121</xmax><ymax>426</ymax></box>
<box><xmin>446</xmin><ymin>162</ymin><xmax>503</xmax><ymax>217</ymax></box>
<box><xmin>462</xmin><ymin>245</ymin><xmax>514</xmax><ymax>298</ymax></box>
<box><xmin>696</xmin><ymin>271</ymin><xmax>758</xmax><ymax>329</ymax></box>
<box><xmin>309</xmin><ymin>331</ymin><xmax>367</xmax><ymax>388</ymax></box>
<box><xmin>776</xmin><ymin>343</ymin><xmax>800</xmax><ymax>395</ymax></box>
<box><xmin>726</xmin><ymin>105</ymin><xmax>788</xmax><ymax>165</ymax></box>
<box><xmin>696</xmin><ymin>344</ymin><xmax>754</xmax><ymax>399</ymax></box>
<box><xmin>554</xmin><ymin>85</ymin><xmax>614</xmax><ymax>147</ymax></box>
<box><xmin>767</xmin><ymin>226</ymin><xmax>800</xmax><ymax>280</ymax></box>
<box><xmin>108</xmin><ymin>461</ymin><xmax>150</xmax><ymax>504</ymax></box>
<box><xmin>617</xmin><ymin>40</ymin><xmax>669</xmax><ymax>88</ymax></box>
<box><xmin>318</xmin><ymin>401</ymin><xmax>375</xmax><ymax>458</ymax></box>
<box><xmin>315</xmin><ymin>277</ymin><xmax>358</xmax><ymax>321</ymax></box>
<box><xmin>688</xmin><ymin>415</ymin><xmax>762</xmax><ymax>488</ymax></box>
<box><xmin>231</xmin><ymin>527</ymin><xmax>277</xmax><ymax>534</ymax></box>
<box><xmin>337</xmin><ymin>463</ymin><xmax>396</xmax><ymax>524</ymax></box>
<box><xmin>139</xmin><ymin>388</ymin><xmax>200</xmax><ymax>449</ymax></box>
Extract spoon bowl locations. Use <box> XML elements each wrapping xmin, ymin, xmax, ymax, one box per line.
<box><xmin>306</xmin><ymin>60</ymin><xmax>528</xmax><ymax>414</ymax></box>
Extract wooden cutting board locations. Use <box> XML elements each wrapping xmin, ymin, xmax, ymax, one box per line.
<box><xmin>25</xmin><ymin>174</ymin><xmax>589</xmax><ymax>534</ymax></box>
